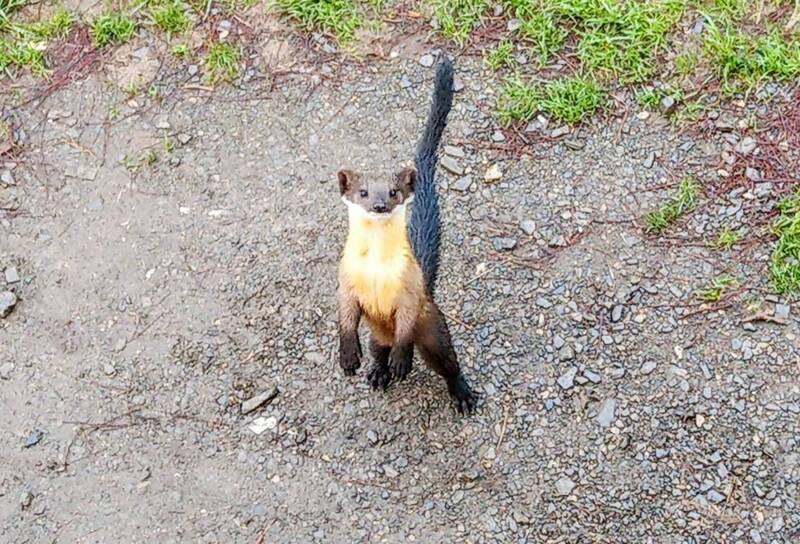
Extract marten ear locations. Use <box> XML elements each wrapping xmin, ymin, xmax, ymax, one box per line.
<box><xmin>397</xmin><ymin>167</ymin><xmax>416</xmax><ymax>194</ymax></box>
<box><xmin>337</xmin><ymin>169</ymin><xmax>354</xmax><ymax>195</ymax></box>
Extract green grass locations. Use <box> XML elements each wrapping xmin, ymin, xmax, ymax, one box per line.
<box><xmin>769</xmin><ymin>190</ymin><xmax>800</xmax><ymax>295</ymax></box>
<box><xmin>636</xmin><ymin>87</ymin><xmax>663</xmax><ymax>109</ymax></box>
<box><xmin>486</xmin><ymin>38</ymin><xmax>514</xmax><ymax>70</ymax></box>
<box><xmin>644</xmin><ymin>177</ymin><xmax>701</xmax><ymax>233</ymax></box>
<box><xmin>432</xmin><ymin>0</ymin><xmax>486</xmax><ymax>44</ymax></box>
<box><xmin>205</xmin><ymin>41</ymin><xmax>240</xmax><ymax>83</ymax></box>
<box><xmin>0</xmin><ymin>0</ymin><xmax>25</xmax><ymax>31</ymax></box>
<box><xmin>151</xmin><ymin>1</ymin><xmax>189</xmax><ymax>35</ymax></box>
<box><xmin>21</xmin><ymin>8</ymin><xmax>74</xmax><ymax>40</ymax></box>
<box><xmin>560</xmin><ymin>0</ymin><xmax>685</xmax><ymax>83</ymax></box>
<box><xmin>275</xmin><ymin>0</ymin><xmax>364</xmax><ymax>42</ymax></box>
<box><xmin>696</xmin><ymin>274</ymin><xmax>739</xmax><ymax>302</ymax></box>
<box><xmin>0</xmin><ymin>38</ymin><xmax>46</xmax><ymax>75</ymax></box>
<box><xmin>703</xmin><ymin>20</ymin><xmax>800</xmax><ymax>91</ymax></box>
<box><xmin>518</xmin><ymin>12</ymin><xmax>567</xmax><ymax>65</ymax></box>
<box><xmin>498</xmin><ymin>75</ymin><xmax>604</xmax><ymax>125</ymax></box>
<box><xmin>712</xmin><ymin>228</ymin><xmax>742</xmax><ymax>250</ymax></box>
<box><xmin>91</xmin><ymin>13</ymin><xmax>137</xmax><ymax>47</ymax></box>
<box><xmin>172</xmin><ymin>42</ymin><xmax>190</xmax><ymax>57</ymax></box>
<box><xmin>674</xmin><ymin>51</ymin><xmax>698</xmax><ymax>76</ymax></box>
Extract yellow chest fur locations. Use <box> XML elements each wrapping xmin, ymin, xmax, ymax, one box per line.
<box><xmin>340</xmin><ymin>209</ymin><xmax>417</xmax><ymax>319</ymax></box>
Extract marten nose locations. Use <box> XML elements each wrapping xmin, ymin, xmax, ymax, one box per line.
<box><xmin>372</xmin><ymin>202</ymin><xmax>388</xmax><ymax>213</ymax></box>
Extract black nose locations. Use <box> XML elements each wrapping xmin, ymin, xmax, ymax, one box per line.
<box><xmin>372</xmin><ymin>202</ymin><xmax>388</xmax><ymax>213</ymax></box>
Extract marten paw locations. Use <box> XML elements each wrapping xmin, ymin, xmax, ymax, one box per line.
<box><xmin>448</xmin><ymin>376</ymin><xmax>478</xmax><ymax>416</ymax></box>
<box><xmin>388</xmin><ymin>347</ymin><xmax>413</xmax><ymax>381</ymax></box>
<box><xmin>367</xmin><ymin>363</ymin><xmax>392</xmax><ymax>391</ymax></box>
<box><xmin>339</xmin><ymin>341</ymin><xmax>362</xmax><ymax>376</ymax></box>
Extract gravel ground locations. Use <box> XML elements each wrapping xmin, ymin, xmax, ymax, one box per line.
<box><xmin>1</xmin><ymin>19</ymin><xmax>799</xmax><ymax>544</ymax></box>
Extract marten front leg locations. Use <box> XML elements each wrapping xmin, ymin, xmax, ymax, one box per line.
<box><xmin>367</xmin><ymin>336</ymin><xmax>392</xmax><ymax>390</ymax></box>
<box><xmin>337</xmin><ymin>283</ymin><xmax>362</xmax><ymax>376</ymax></box>
<box><xmin>388</xmin><ymin>299</ymin><xmax>416</xmax><ymax>381</ymax></box>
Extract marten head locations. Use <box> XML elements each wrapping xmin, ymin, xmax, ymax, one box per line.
<box><xmin>337</xmin><ymin>168</ymin><xmax>416</xmax><ymax>220</ymax></box>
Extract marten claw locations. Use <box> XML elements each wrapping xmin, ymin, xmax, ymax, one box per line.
<box><xmin>388</xmin><ymin>348</ymin><xmax>413</xmax><ymax>381</ymax></box>
<box><xmin>367</xmin><ymin>364</ymin><xmax>392</xmax><ymax>390</ymax></box>
<box><xmin>449</xmin><ymin>376</ymin><xmax>478</xmax><ymax>415</ymax></box>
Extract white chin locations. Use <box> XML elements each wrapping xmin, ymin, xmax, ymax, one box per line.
<box><xmin>342</xmin><ymin>197</ymin><xmax>410</xmax><ymax>220</ymax></box>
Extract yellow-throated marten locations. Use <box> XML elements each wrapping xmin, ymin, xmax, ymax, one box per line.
<box><xmin>336</xmin><ymin>59</ymin><xmax>477</xmax><ymax>415</ymax></box>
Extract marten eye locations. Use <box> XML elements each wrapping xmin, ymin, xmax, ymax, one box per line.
<box><xmin>389</xmin><ymin>189</ymin><xmax>397</xmax><ymax>198</ymax></box>
<box><xmin>359</xmin><ymin>190</ymin><xmax>368</xmax><ymax>198</ymax></box>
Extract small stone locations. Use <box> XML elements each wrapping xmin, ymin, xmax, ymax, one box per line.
<box><xmin>550</xmin><ymin>125</ymin><xmax>570</xmax><ymax>138</ymax></box>
<box><xmin>555</xmin><ymin>477</ymin><xmax>575</xmax><ymax>496</ymax></box>
<box><xmin>520</xmin><ymin>220</ymin><xmax>536</xmax><ymax>235</ymax></box>
<box><xmin>491</xmin><ymin>130</ymin><xmax>505</xmax><ymax>142</ymax></box>
<box><xmin>366</xmin><ymin>430</ymin><xmax>378</xmax><ymax>445</ymax></box>
<box><xmin>640</xmin><ymin>360</ymin><xmax>657</xmax><ymax>375</ymax></box>
<box><xmin>611</xmin><ymin>305</ymin><xmax>624</xmax><ymax>322</ymax></box>
<box><xmin>177</xmin><ymin>133</ymin><xmax>192</xmax><ymax>145</ymax></box>
<box><xmin>5</xmin><ymin>266</ymin><xmax>20</xmax><ymax>284</ymax></box>
<box><xmin>399</xmin><ymin>75</ymin><xmax>412</xmax><ymax>89</ymax></box>
<box><xmin>440</xmin><ymin>156</ymin><xmax>463</xmax><ymax>175</ymax></box>
<box><xmin>584</xmin><ymin>370</ymin><xmax>601</xmax><ymax>384</ymax></box>
<box><xmin>249</xmin><ymin>416</ymin><xmax>277</xmax><ymax>434</ymax></box>
<box><xmin>655</xmin><ymin>448</ymin><xmax>670</xmax><ymax>459</ymax></box>
<box><xmin>660</xmin><ymin>95</ymin><xmax>676</xmax><ymax>113</ymax></box>
<box><xmin>536</xmin><ymin>297</ymin><xmax>552</xmax><ymax>309</ymax></box>
<box><xmin>0</xmin><ymin>291</ymin><xmax>17</xmax><ymax>318</ymax></box>
<box><xmin>188</xmin><ymin>64</ymin><xmax>199</xmax><ymax>76</ymax></box>
<box><xmin>453</xmin><ymin>75</ymin><xmax>464</xmax><ymax>92</ymax></box>
<box><xmin>507</xmin><ymin>19</ymin><xmax>522</xmax><ymax>32</ymax></box>
<box><xmin>734</xmin><ymin>137</ymin><xmax>756</xmax><ymax>155</ymax></box>
<box><xmin>745</xmin><ymin>167</ymin><xmax>760</xmax><ymax>182</ymax></box>
<box><xmin>103</xmin><ymin>363</ymin><xmax>116</xmax><ymax>376</ymax></box>
<box><xmin>419</xmin><ymin>54</ymin><xmax>435</xmax><ymax>67</ymax></box>
<box><xmin>644</xmin><ymin>151</ymin><xmax>656</xmax><ymax>168</ymax></box>
<box><xmin>383</xmin><ymin>464</ymin><xmax>399</xmax><ymax>478</ymax></box>
<box><xmin>241</xmin><ymin>387</ymin><xmax>279</xmax><ymax>415</ymax></box>
<box><xmin>155</xmin><ymin>117</ymin><xmax>171</xmax><ymax>129</ymax></box>
<box><xmin>24</xmin><ymin>430</ymin><xmax>43</xmax><ymax>448</ymax></box>
<box><xmin>558</xmin><ymin>346</ymin><xmax>574</xmax><ymax>362</ymax></box>
<box><xmin>0</xmin><ymin>169</ymin><xmax>13</xmax><ymax>184</ymax></box>
<box><xmin>706</xmin><ymin>489</ymin><xmax>725</xmax><ymax>504</ymax></box>
<box><xmin>0</xmin><ymin>362</ymin><xmax>13</xmax><ymax>379</ymax></box>
<box><xmin>20</xmin><ymin>491</ymin><xmax>33</xmax><ymax>509</ymax></box>
<box><xmin>557</xmin><ymin>367</ymin><xmax>577</xmax><ymax>390</ymax></box>
<box><xmin>444</xmin><ymin>145</ymin><xmax>465</xmax><ymax>158</ymax></box>
<box><xmin>564</xmin><ymin>138</ymin><xmax>584</xmax><ymax>150</ymax></box>
<box><xmin>492</xmin><ymin>237</ymin><xmax>517</xmax><ymax>251</ymax></box>
<box><xmin>774</xmin><ymin>303</ymin><xmax>790</xmax><ymax>320</ymax></box>
<box><xmin>597</xmin><ymin>399</ymin><xmax>616</xmax><ymax>426</ymax></box>
<box><xmin>452</xmin><ymin>176</ymin><xmax>472</xmax><ymax>192</ymax></box>
<box><xmin>552</xmin><ymin>334</ymin><xmax>565</xmax><ymax>350</ymax></box>
<box><xmin>484</xmin><ymin>164</ymin><xmax>503</xmax><ymax>183</ymax></box>
<box><xmin>749</xmin><ymin>529</ymin><xmax>761</xmax><ymax>544</ymax></box>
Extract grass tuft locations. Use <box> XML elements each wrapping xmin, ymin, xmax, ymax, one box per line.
<box><xmin>432</xmin><ymin>0</ymin><xmax>487</xmax><ymax>45</ymax></box>
<box><xmin>151</xmin><ymin>1</ymin><xmax>189</xmax><ymax>35</ymax></box>
<box><xmin>486</xmin><ymin>38</ymin><xmax>514</xmax><ymax>70</ymax></box>
<box><xmin>498</xmin><ymin>75</ymin><xmax>604</xmax><ymax>125</ymax></box>
<box><xmin>205</xmin><ymin>41</ymin><xmax>240</xmax><ymax>83</ymax></box>
<box><xmin>769</xmin><ymin>190</ymin><xmax>800</xmax><ymax>295</ymax></box>
<box><xmin>712</xmin><ymin>228</ymin><xmax>741</xmax><ymax>250</ymax></box>
<box><xmin>92</xmin><ymin>13</ymin><xmax>137</xmax><ymax>47</ymax></box>
<box><xmin>696</xmin><ymin>274</ymin><xmax>738</xmax><ymax>302</ymax></box>
<box><xmin>275</xmin><ymin>0</ymin><xmax>364</xmax><ymax>43</ymax></box>
<box><xmin>0</xmin><ymin>38</ymin><xmax>47</xmax><ymax>75</ymax></box>
<box><xmin>518</xmin><ymin>12</ymin><xmax>567</xmax><ymax>65</ymax></box>
<box><xmin>644</xmin><ymin>177</ymin><xmax>700</xmax><ymax>233</ymax></box>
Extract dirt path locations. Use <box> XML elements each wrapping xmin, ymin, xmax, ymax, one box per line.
<box><xmin>1</xmin><ymin>19</ymin><xmax>799</xmax><ymax>544</ymax></box>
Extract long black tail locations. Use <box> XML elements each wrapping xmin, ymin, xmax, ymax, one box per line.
<box><xmin>409</xmin><ymin>59</ymin><xmax>454</xmax><ymax>293</ymax></box>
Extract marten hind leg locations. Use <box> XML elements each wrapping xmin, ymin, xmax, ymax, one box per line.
<box><xmin>366</xmin><ymin>336</ymin><xmax>392</xmax><ymax>391</ymax></box>
<box><xmin>416</xmin><ymin>303</ymin><xmax>477</xmax><ymax>415</ymax></box>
